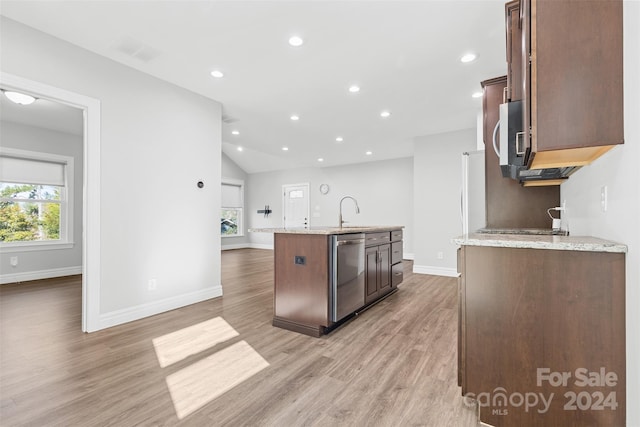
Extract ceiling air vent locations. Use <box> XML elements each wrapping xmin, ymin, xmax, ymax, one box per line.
<box><xmin>112</xmin><ymin>36</ymin><xmax>161</xmax><ymax>63</ymax></box>
<box><xmin>222</xmin><ymin>115</ymin><xmax>239</xmax><ymax>124</ymax></box>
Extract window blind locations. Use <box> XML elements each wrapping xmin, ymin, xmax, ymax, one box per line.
<box><xmin>0</xmin><ymin>155</ymin><xmax>66</xmax><ymax>186</ymax></box>
<box><xmin>221</xmin><ymin>183</ymin><xmax>243</xmax><ymax>208</ymax></box>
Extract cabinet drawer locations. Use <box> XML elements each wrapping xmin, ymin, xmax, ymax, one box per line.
<box><xmin>391</xmin><ymin>241</ymin><xmax>403</xmax><ymax>265</ymax></box>
<box><xmin>391</xmin><ymin>262</ymin><xmax>403</xmax><ymax>287</ymax></box>
<box><xmin>391</xmin><ymin>229</ymin><xmax>403</xmax><ymax>242</ymax></box>
<box><xmin>366</xmin><ymin>232</ymin><xmax>390</xmax><ymax>246</ymax></box>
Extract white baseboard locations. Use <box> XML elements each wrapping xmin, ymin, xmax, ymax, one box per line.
<box><xmin>96</xmin><ymin>286</ymin><xmax>223</xmax><ymax>331</ymax></box>
<box><xmin>403</xmin><ymin>253</ymin><xmax>415</xmax><ymax>260</ymax></box>
<box><xmin>249</xmin><ymin>243</ymin><xmax>274</xmax><ymax>250</ymax></box>
<box><xmin>221</xmin><ymin>243</ymin><xmax>250</xmax><ymax>251</ymax></box>
<box><xmin>413</xmin><ymin>265</ymin><xmax>460</xmax><ymax>277</ymax></box>
<box><xmin>1</xmin><ymin>266</ymin><xmax>82</xmax><ymax>284</ymax></box>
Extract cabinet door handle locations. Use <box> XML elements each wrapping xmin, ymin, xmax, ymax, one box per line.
<box><xmin>516</xmin><ymin>131</ymin><xmax>526</xmax><ymax>155</ymax></box>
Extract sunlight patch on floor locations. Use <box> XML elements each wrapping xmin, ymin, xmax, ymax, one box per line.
<box><xmin>165</xmin><ymin>340</ymin><xmax>270</xmax><ymax>419</ymax></box>
<box><xmin>152</xmin><ymin>317</ymin><xmax>239</xmax><ymax>368</ymax></box>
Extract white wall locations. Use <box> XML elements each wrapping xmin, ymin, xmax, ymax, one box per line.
<box><xmin>561</xmin><ymin>3</ymin><xmax>640</xmax><ymax>424</ymax></box>
<box><xmin>221</xmin><ymin>152</ymin><xmax>250</xmax><ymax>249</ymax></box>
<box><xmin>413</xmin><ymin>128</ymin><xmax>476</xmax><ymax>276</ymax></box>
<box><xmin>1</xmin><ymin>18</ymin><xmax>222</xmax><ymax>328</ymax></box>
<box><xmin>0</xmin><ymin>121</ymin><xmax>83</xmax><ymax>282</ymax></box>
<box><xmin>247</xmin><ymin>157</ymin><xmax>414</xmax><ymax>256</ymax></box>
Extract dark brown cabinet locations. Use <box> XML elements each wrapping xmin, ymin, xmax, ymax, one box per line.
<box><xmin>365</xmin><ymin>236</ymin><xmax>391</xmax><ymax>305</ymax></box>
<box><xmin>458</xmin><ymin>244</ymin><xmax>626</xmax><ymax>426</ymax></box>
<box><xmin>482</xmin><ymin>76</ymin><xmax>559</xmax><ymax>229</ymax></box>
<box><xmin>519</xmin><ymin>0</ymin><xmax>624</xmax><ymax>171</ymax></box>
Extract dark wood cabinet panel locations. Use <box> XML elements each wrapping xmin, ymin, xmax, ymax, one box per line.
<box><xmin>523</xmin><ymin>0</ymin><xmax>624</xmax><ymax>169</ymax></box>
<box><xmin>365</xmin><ymin>246</ymin><xmax>379</xmax><ymax>303</ymax></box>
<box><xmin>482</xmin><ymin>77</ymin><xmax>560</xmax><ymax>229</ymax></box>
<box><xmin>505</xmin><ymin>0</ymin><xmax>523</xmax><ymax>102</ymax></box>
<box><xmin>460</xmin><ymin>245</ymin><xmax>625</xmax><ymax>426</ymax></box>
<box><xmin>273</xmin><ymin>234</ymin><xmax>330</xmax><ymax>336</ymax></box>
<box><xmin>365</xmin><ymin>243</ymin><xmax>392</xmax><ymax>304</ymax></box>
<box><xmin>391</xmin><ymin>241</ymin><xmax>403</xmax><ymax>265</ymax></box>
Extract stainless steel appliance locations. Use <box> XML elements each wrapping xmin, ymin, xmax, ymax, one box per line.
<box><xmin>330</xmin><ymin>233</ymin><xmax>365</xmax><ymax>322</ymax></box>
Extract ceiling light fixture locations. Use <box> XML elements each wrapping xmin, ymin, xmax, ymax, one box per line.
<box><xmin>380</xmin><ymin>110</ymin><xmax>391</xmax><ymax>118</ymax></box>
<box><xmin>335</xmin><ymin>137</ymin><xmax>344</xmax><ymax>142</ymax></box>
<box><xmin>348</xmin><ymin>85</ymin><xmax>360</xmax><ymax>93</ymax></box>
<box><xmin>231</xmin><ymin>130</ymin><xmax>240</xmax><ymax>135</ymax></box>
<box><xmin>460</xmin><ymin>53</ymin><xmax>477</xmax><ymax>63</ymax></box>
<box><xmin>288</xmin><ymin>36</ymin><xmax>304</xmax><ymax>47</ymax></box>
<box><xmin>366</xmin><ymin>151</ymin><xmax>373</xmax><ymax>156</ymax></box>
<box><xmin>3</xmin><ymin>90</ymin><xmax>36</xmax><ymax>105</ymax></box>
<box><xmin>472</xmin><ymin>91</ymin><xmax>483</xmax><ymax>98</ymax></box>
<box><xmin>282</xmin><ymin>147</ymin><xmax>289</xmax><ymax>151</ymax></box>
<box><xmin>290</xmin><ymin>115</ymin><xmax>300</xmax><ymax>121</ymax></box>
<box><xmin>237</xmin><ymin>146</ymin><xmax>243</xmax><ymax>152</ymax></box>
<box><xmin>210</xmin><ymin>70</ymin><xmax>224</xmax><ymax>78</ymax></box>
<box><xmin>317</xmin><ymin>158</ymin><xmax>324</xmax><ymax>162</ymax></box>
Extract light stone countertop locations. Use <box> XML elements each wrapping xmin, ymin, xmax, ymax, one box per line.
<box><xmin>249</xmin><ymin>226</ymin><xmax>404</xmax><ymax>235</ymax></box>
<box><xmin>453</xmin><ymin>233</ymin><xmax>627</xmax><ymax>253</ymax></box>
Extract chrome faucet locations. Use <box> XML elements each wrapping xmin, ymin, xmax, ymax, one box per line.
<box><xmin>339</xmin><ymin>195</ymin><xmax>360</xmax><ymax>229</ymax></box>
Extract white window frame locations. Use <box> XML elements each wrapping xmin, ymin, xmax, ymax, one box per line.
<box><xmin>0</xmin><ymin>147</ymin><xmax>74</xmax><ymax>252</ymax></box>
<box><xmin>221</xmin><ymin>177</ymin><xmax>244</xmax><ymax>238</ymax></box>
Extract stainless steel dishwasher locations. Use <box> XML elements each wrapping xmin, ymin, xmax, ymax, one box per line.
<box><xmin>331</xmin><ymin>233</ymin><xmax>365</xmax><ymax>322</ymax></box>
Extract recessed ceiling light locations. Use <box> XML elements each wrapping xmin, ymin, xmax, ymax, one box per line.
<box><xmin>380</xmin><ymin>110</ymin><xmax>391</xmax><ymax>118</ymax></box>
<box><xmin>288</xmin><ymin>36</ymin><xmax>304</xmax><ymax>47</ymax></box>
<box><xmin>335</xmin><ymin>137</ymin><xmax>344</xmax><ymax>142</ymax></box>
<box><xmin>231</xmin><ymin>130</ymin><xmax>240</xmax><ymax>135</ymax></box>
<box><xmin>237</xmin><ymin>146</ymin><xmax>243</xmax><ymax>152</ymax></box>
<box><xmin>317</xmin><ymin>158</ymin><xmax>324</xmax><ymax>162</ymax></box>
<box><xmin>282</xmin><ymin>146</ymin><xmax>289</xmax><ymax>151</ymax></box>
<box><xmin>3</xmin><ymin>90</ymin><xmax>36</xmax><ymax>105</ymax></box>
<box><xmin>472</xmin><ymin>91</ymin><xmax>483</xmax><ymax>98</ymax></box>
<box><xmin>290</xmin><ymin>115</ymin><xmax>300</xmax><ymax>121</ymax></box>
<box><xmin>210</xmin><ymin>70</ymin><xmax>224</xmax><ymax>78</ymax></box>
<box><xmin>460</xmin><ymin>53</ymin><xmax>477</xmax><ymax>63</ymax></box>
<box><xmin>348</xmin><ymin>85</ymin><xmax>360</xmax><ymax>93</ymax></box>
<box><xmin>366</xmin><ymin>151</ymin><xmax>373</xmax><ymax>156</ymax></box>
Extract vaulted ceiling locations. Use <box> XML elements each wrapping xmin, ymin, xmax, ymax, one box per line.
<box><xmin>1</xmin><ymin>1</ymin><xmax>506</xmax><ymax>173</ymax></box>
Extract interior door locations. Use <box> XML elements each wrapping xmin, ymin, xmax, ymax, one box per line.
<box><xmin>282</xmin><ymin>183</ymin><xmax>309</xmax><ymax>229</ymax></box>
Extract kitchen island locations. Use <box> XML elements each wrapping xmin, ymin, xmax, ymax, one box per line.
<box><xmin>250</xmin><ymin>226</ymin><xmax>404</xmax><ymax>337</ymax></box>
<box><xmin>454</xmin><ymin>233</ymin><xmax>626</xmax><ymax>427</ymax></box>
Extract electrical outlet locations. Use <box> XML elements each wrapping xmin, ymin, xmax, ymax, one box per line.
<box><xmin>10</xmin><ymin>256</ymin><xmax>18</xmax><ymax>267</ymax></box>
<box><xmin>437</xmin><ymin>251</ymin><xmax>444</xmax><ymax>260</ymax></box>
<box><xmin>601</xmin><ymin>186</ymin><xmax>608</xmax><ymax>212</ymax></box>
<box><xmin>148</xmin><ymin>279</ymin><xmax>157</xmax><ymax>291</ymax></box>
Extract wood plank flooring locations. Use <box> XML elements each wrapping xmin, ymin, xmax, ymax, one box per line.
<box><xmin>0</xmin><ymin>249</ymin><xmax>478</xmax><ymax>426</ymax></box>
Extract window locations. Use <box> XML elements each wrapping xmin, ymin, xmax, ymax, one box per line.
<box><xmin>221</xmin><ymin>179</ymin><xmax>244</xmax><ymax>237</ymax></box>
<box><xmin>0</xmin><ymin>148</ymin><xmax>74</xmax><ymax>251</ymax></box>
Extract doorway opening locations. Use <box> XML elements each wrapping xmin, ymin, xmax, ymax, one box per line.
<box><xmin>0</xmin><ymin>72</ymin><xmax>101</xmax><ymax>332</ymax></box>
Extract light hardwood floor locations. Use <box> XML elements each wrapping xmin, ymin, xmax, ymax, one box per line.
<box><xmin>0</xmin><ymin>249</ymin><xmax>477</xmax><ymax>426</ymax></box>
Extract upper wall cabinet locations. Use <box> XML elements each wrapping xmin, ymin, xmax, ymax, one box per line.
<box><xmin>517</xmin><ymin>0</ymin><xmax>624</xmax><ymax>171</ymax></box>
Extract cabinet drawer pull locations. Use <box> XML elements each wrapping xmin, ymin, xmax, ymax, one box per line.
<box><xmin>394</xmin><ymin>272</ymin><xmax>402</xmax><ymax>276</ymax></box>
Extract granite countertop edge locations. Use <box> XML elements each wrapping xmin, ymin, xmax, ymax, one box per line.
<box><xmin>453</xmin><ymin>233</ymin><xmax>627</xmax><ymax>253</ymax></box>
<box><xmin>249</xmin><ymin>226</ymin><xmax>404</xmax><ymax>235</ymax></box>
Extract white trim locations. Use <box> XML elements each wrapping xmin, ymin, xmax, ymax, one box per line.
<box><xmin>0</xmin><ymin>242</ymin><xmax>74</xmax><ymax>253</ymax></box>
<box><xmin>221</xmin><ymin>243</ymin><xmax>251</xmax><ymax>251</ymax></box>
<box><xmin>249</xmin><ymin>243</ymin><xmax>274</xmax><ymax>250</ymax></box>
<box><xmin>97</xmin><ymin>286</ymin><xmax>223</xmax><ymax>330</ymax></box>
<box><xmin>0</xmin><ymin>147</ymin><xmax>74</xmax><ymax>251</ymax></box>
<box><xmin>403</xmin><ymin>252</ymin><xmax>415</xmax><ymax>260</ymax></box>
<box><xmin>412</xmin><ymin>265</ymin><xmax>460</xmax><ymax>277</ymax></box>
<box><xmin>0</xmin><ymin>72</ymin><xmax>102</xmax><ymax>333</ymax></box>
<box><xmin>0</xmin><ymin>265</ymin><xmax>82</xmax><ymax>284</ymax></box>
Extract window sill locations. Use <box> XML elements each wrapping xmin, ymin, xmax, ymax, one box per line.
<box><xmin>221</xmin><ymin>234</ymin><xmax>245</xmax><ymax>239</ymax></box>
<box><xmin>0</xmin><ymin>241</ymin><xmax>75</xmax><ymax>253</ymax></box>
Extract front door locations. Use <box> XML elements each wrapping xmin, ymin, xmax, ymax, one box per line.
<box><xmin>282</xmin><ymin>183</ymin><xmax>309</xmax><ymax>229</ymax></box>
